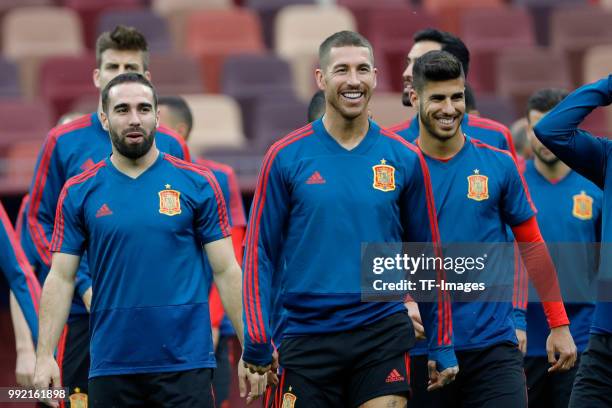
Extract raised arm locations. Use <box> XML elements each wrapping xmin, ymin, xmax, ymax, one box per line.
<box><xmin>534</xmin><ymin>76</ymin><xmax>612</xmax><ymax>188</ymax></box>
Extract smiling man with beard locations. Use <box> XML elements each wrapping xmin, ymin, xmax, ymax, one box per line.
<box><xmin>407</xmin><ymin>51</ymin><xmax>576</xmax><ymax>408</ymax></box>
<box><xmin>33</xmin><ymin>73</ymin><xmax>266</xmax><ymax>408</ymax></box>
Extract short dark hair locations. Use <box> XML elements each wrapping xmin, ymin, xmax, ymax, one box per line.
<box><xmin>307</xmin><ymin>90</ymin><xmax>326</xmax><ymax>122</ymax></box>
<box><xmin>412</xmin><ymin>50</ymin><xmax>464</xmax><ymax>94</ymax></box>
<box><xmin>96</xmin><ymin>25</ymin><xmax>149</xmax><ymax>70</ymax></box>
<box><xmin>101</xmin><ymin>72</ymin><xmax>157</xmax><ymax>114</ymax></box>
<box><xmin>319</xmin><ymin>30</ymin><xmax>374</xmax><ymax>69</ymax></box>
<box><xmin>526</xmin><ymin>88</ymin><xmax>569</xmax><ymax>119</ymax></box>
<box><xmin>413</xmin><ymin>28</ymin><xmax>470</xmax><ymax>77</ymax></box>
<box><xmin>158</xmin><ymin>96</ymin><xmax>193</xmax><ymax>135</ymax></box>
<box><xmin>465</xmin><ymin>83</ymin><xmax>477</xmax><ymax>112</ymax></box>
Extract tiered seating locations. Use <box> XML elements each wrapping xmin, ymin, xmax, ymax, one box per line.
<box><xmin>149</xmin><ymin>53</ymin><xmax>205</xmax><ymax>95</ymax></box>
<box><xmin>246</xmin><ymin>0</ymin><xmax>315</xmax><ymax>49</ymax></box>
<box><xmin>97</xmin><ymin>9</ymin><xmax>172</xmax><ymax>53</ymax></box>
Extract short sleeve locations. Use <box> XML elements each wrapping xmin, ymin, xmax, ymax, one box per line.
<box><xmin>501</xmin><ymin>156</ymin><xmax>536</xmax><ymax>227</ymax></box>
<box><xmin>195</xmin><ymin>171</ymin><xmax>232</xmax><ymax>245</ymax></box>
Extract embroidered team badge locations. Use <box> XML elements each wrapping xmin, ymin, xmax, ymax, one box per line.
<box><xmin>158</xmin><ymin>184</ymin><xmax>182</xmax><ymax>216</ymax></box>
<box><xmin>467</xmin><ymin>169</ymin><xmax>489</xmax><ymax>201</ymax></box>
<box><xmin>281</xmin><ymin>387</ymin><xmax>297</xmax><ymax>408</ymax></box>
<box><xmin>572</xmin><ymin>190</ymin><xmax>593</xmax><ymax>220</ymax></box>
<box><xmin>372</xmin><ymin>159</ymin><xmax>396</xmax><ymax>192</ymax></box>
<box><xmin>69</xmin><ymin>388</ymin><xmax>87</xmax><ymax>408</ymax></box>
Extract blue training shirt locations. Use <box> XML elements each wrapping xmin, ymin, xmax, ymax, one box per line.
<box><xmin>51</xmin><ymin>152</ymin><xmax>229</xmax><ymax>378</ymax></box>
<box><xmin>409</xmin><ymin>136</ymin><xmax>535</xmax><ymax>355</ymax></box>
<box><xmin>523</xmin><ymin>160</ymin><xmax>601</xmax><ymax>356</ymax></box>
<box><xmin>534</xmin><ymin>75</ymin><xmax>612</xmax><ymax>336</ymax></box>
<box><xmin>26</xmin><ymin>113</ymin><xmax>190</xmax><ymax>320</ymax></box>
<box><xmin>242</xmin><ymin>118</ymin><xmax>454</xmax><ymax>369</ymax></box>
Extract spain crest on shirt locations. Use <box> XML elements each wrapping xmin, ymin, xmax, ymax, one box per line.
<box><xmin>467</xmin><ymin>169</ymin><xmax>489</xmax><ymax>201</ymax></box>
<box><xmin>159</xmin><ymin>184</ymin><xmax>182</xmax><ymax>216</ymax></box>
<box><xmin>372</xmin><ymin>159</ymin><xmax>396</xmax><ymax>192</ymax></box>
<box><xmin>281</xmin><ymin>387</ymin><xmax>297</xmax><ymax>408</ymax></box>
<box><xmin>572</xmin><ymin>190</ymin><xmax>593</xmax><ymax>220</ymax></box>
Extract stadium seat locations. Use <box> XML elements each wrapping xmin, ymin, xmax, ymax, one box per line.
<box><xmin>366</xmin><ymin>7</ymin><xmax>439</xmax><ymax>92</ymax></box>
<box><xmin>97</xmin><ymin>9</ymin><xmax>172</xmax><ymax>53</ymax></box>
<box><xmin>251</xmin><ymin>96</ymin><xmax>308</xmax><ymax>153</ymax></box>
<box><xmin>246</xmin><ymin>0</ymin><xmax>315</xmax><ymax>49</ymax></box>
<box><xmin>422</xmin><ymin>0</ymin><xmax>504</xmax><ymax>34</ymax></box>
<box><xmin>61</xmin><ymin>0</ymin><xmax>143</xmax><ymax>48</ymax></box>
<box><xmin>274</xmin><ymin>4</ymin><xmax>356</xmax><ymax>100</ymax></box>
<box><xmin>2</xmin><ymin>6</ymin><xmax>85</xmax><ymax>98</ymax></box>
<box><xmin>149</xmin><ymin>53</ymin><xmax>205</xmax><ymax>95</ymax></box>
<box><xmin>0</xmin><ymin>99</ymin><xmax>53</xmax><ymax>149</ymax></box>
<box><xmin>38</xmin><ymin>54</ymin><xmax>98</xmax><ymax>121</ymax></box>
<box><xmin>0</xmin><ymin>57</ymin><xmax>21</xmax><ymax>98</ymax></box>
<box><xmin>181</xmin><ymin>94</ymin><xmax>247</xmax><ymax>154</ymax></box>
<box><xmin>3</xmin><ymin>140</ymin><xmax>43</xmax><ymax>186</ymax></box>
<box><xmin>461</xmin><ymin>7</ymin><xmax>536</xmax><ymax>93</ymax></box>
<box><xmin>185</xmin><ymin>9</ymin><xmax>265</xmax><ymax>93</ymax></box>
<box><xmin>221</xmin><ymin>53</ymin><xmax>295</xmax><ymax>138</ymax></box>
<box><xmin>496</xmin><ymin>47</ymin><xmax>571</xmax><ymax>115</ymax></box>
<box><xmin>583</xmin><ymin>44</ymin><xmax>612</xmax><ymax>134</ymax></box>
<box><xmin>550</xmin><ymin>6</ymin><xmax>612</xmax><ymax>87</ymax></box>
<box><xmin>336</xmin><ymin>0</ymin><xmax>408</xmax><ymax>38</ymax></box>
<box><xmin>368</xmin><ymin>93</ymin><xmax>414</xmax><ymax>128</ymax></box>
<box><xmin>471</xmin><ymin>93</ymin><xmax>518</xmax><ymax>128</ymax></box>
<box><xmin>151</xmin><ymin>0</ymin><xmax>232</xmax><ymax>51</ymax></box>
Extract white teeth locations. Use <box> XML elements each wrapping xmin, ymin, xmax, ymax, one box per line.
<box><xmin>438</xmin><ymin>118</ymin><xmax>454</xmax><ymax>125</ymax></box>
<box><xmin>342</xmin><ymin>92</ymin><xmax>362</xmax><ymax>99</ymax></box>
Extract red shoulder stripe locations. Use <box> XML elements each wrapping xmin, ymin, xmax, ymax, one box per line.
<box><xmin>244</xmin><ymin>124</ymin><xmax>313</xmax><ymax>345</ymax></box>
<box><xmin>468</xmin><ymin>116</ymin><xmax>518</xmax><ymax>160</ymax></box>
<box><xmin>16</xmin><ymin>194</ymin><xmax>29</xmax><ymax>240</ymax></box>
<box><xmin>29</xmin><ymin>115</ymin><xmax>93</xmax><ymax>266</ymax></box>
<box><xmin>158</xmin><ymin>125</ymin><xmax>191</xmax><ymax>162</ymax></box>
<box><xmin>163</xmin><ymin>155</ymin><xmax>231</xmax><ymax>237</ymax></box>
<box><xmin>51</xmin><ymin>162</ymin><xmax>105</xmax><ymax>253</ymax></box>
<box><xmin>387</xmin><ymin>119</ymin><xmax>412</xmax><ymax>133</ymax></box>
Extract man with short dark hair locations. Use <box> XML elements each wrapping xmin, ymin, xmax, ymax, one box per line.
<box><xmin>534</xmin><ymin>75</ymin><xmax>612</xmax><ymax>408</ymax></box>
<box><xmin>523</xmin><ymin>88</ymin><xmax>601</xmax><ymax>408</ymax></box>
<box><xmin>33</xmin><ymin>73</ymin><xmax>264</xmax><ymax>408</ymax></box>
<box><xmin>408</xmin><ymin>50</ymin><xmax>576</xmax><ymax>407</ymax></box>
<box><xmin>242</xmin><ymin>31</ymin><xmax>457</xmax><ymax>407</ymax></box>
<box><xmin>159</xmin><ymin>95</ymin><xmax>247</xmax><ymax>408</ymax></box>
<box><xmin>18</xmin><ymin>25</ymin><xmax>190</xmax><ymax>401</ymax></box>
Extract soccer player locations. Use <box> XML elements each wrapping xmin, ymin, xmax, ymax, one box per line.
<box><xmin>158</xmin><ymin>95</ymin><xmax>247</xmax><ymax>408</ymax></box>
<box><xmin>406</xmin><ymin>50</ymin><xmax>576</xmax><ymax>407</ymax></box>
<box><xmin>242</xmin><ymin>31</ymin><xmax>457</xmax><ymax>407</ymax></box>
<box><xmin>32</xmin><ymin>73</ymin><xmax>264</xmax><ymax>408</ymax></box>
<box><xmin>307</xmin><ymin>90</ymin><xmax>326</xmax><ymax>122</ymax></box>
<box><xmin>523</xmin><ymin>88</ymin><xmax>601</xmax><ymax>407</ymax></box>
<box><xmin>389</xmin><ymin>28</ymin><xmax>517</xmax><ymax>158</ymax></box>
<box><xmin>534</xmin><ymin>75</ymin><xmax>612</xmax><ymax>407</ymax></box>
<box><xmin>18</xmin><ymin>25</ymin><xmax>190</xmax><ymax>400</ymax></box>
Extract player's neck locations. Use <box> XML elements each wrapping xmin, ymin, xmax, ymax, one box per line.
<box><xmin>534</xmin><ymin>158</ymin><xmax>570</xmax><ymax>182</ymax></box>
<box><xmin>111</xmin><ymin>145</ymin><xmax>160</xmax><ymax>179</ymax></box>
<box><xmin>418</xmin><ymin>125</ymin><xmax>464</xmax><ymax>160</ymax></box>
<box><xmin>322</xmin><ymin>109</ymin><xmax>369</xmax><ymax>150</ymax></box>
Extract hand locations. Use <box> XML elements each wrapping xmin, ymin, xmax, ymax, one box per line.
<box><xmin>546</xmin><ymin>325</ymin><xmax>577</xmax><ymax>372</ymax></box>
<box><xmin>33</xmin><ymin>355</ymin><xmax>61</xmax><ymax>408</ymax></box>
<box><xmin>427</xmin><ymin>360</ymin><xmax>458</xmax><ymax>391</ymax></box>
<box><xmin>81</xmin><ymin>287</ymin><xmax>92</xmax><ymax>313</ymax></box>
<box><xmin>404</xmin><ymin>301</ymin><xmax>426</xmax><ymax>340</ymax></box>
<box><xmin>238</xmin><ymin>357</ymin><xmax>268</xmax><ymax>404</ymax></box>
<box><xmin>212</xmin><ymin>327</ymin><xmax>220</xmax><ymax>352</ymax></box>
<box><xmin>15</xmin><ymin>348</ymin><xmax>36</xmax><ymax>387</ymax></box>
<box><xmin>516</xmin><ymin>329</ymin><xmax>527</xmax><ymax>355</ymax></box>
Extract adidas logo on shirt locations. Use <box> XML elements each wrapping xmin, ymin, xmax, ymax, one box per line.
<box><xmin>306</xmin><ymin>171</ymin><xmax>326</xmax><ymax>185</ymax></box>
<box><xmin>95</xmin><ymin>204</ymin><xmax>113</xmax><ymax>218</ymax></box>
<box><xmin>385</xmin><ymin>369</ymin><xmax>405</xmax><ymax>383</ymax></box>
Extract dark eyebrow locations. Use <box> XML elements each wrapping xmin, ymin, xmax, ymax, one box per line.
<box><xmin>113</xmin><ymin>103</ymin><xmax>128</xmax><ymax>111</ymax></box>
<box><xmin>452</xmin><ymin>92</ymin><xmax>464</xmax><ymax>98</ymax></box>
<box><xmin>138</xmin><ymin>102</ymin><xmax>153</xmax><ymax>109</ymax></box>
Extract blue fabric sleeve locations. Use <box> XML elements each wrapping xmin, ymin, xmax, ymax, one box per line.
<box><xmin>513</xmin><ymin>308</ymin><xmax>527</xmax><ymax>331</ymax></box>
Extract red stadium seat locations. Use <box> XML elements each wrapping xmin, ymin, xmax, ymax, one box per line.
<box><xmin>496</xmin><ymin>47</ymin><xmax>572</xmax><ymax>116</ymax></box>
<box><xmin>38</xmin><ymin>54</ymin><xmax>98</xmax><ymax>121</ymax></box>
<box><xmin>422</xmin><ymin>0</ymin><xmax>504</xmax><ymax>34</ymax></box>
<box><xmin>461</xmin><ymin>7</ymin><xmax>536</xmax><ymax>93</ymax></box>
<box><xmin>0</xmin><ymin>99</ymin><xmax>53</xmax><ymax>149</ymax></box>
<box><xmin>251</xmin><ymin>96</ymin><xmax>308</xmax><ymax>153</ymax></box>
<box><xmin>337</xmin><ymin>0</ymin><xmax>408</xmax><ymax>39</ymax></box>
<box><xmin>550</xmin><ymin>5</ymin><xmax>612</xmax><ymax>86</ymax></box>
<box><xmin>246</xmin><ymin>0</ymin><xmax>315</xmax><ymax>49</ymax></box>
<box><xmin>0</xmin><ymin>56</ymin><xmax>21</xmax><ymax>97</ymax></box>
<box><xmin>149</xmin><ymin>53</ymin><xmax>205</xmax><ymax>95</ymax></box>
<box><xmin>185</xmin><ymin>9</ymin><xmax>265</xmax><ymax>93</ymax></box>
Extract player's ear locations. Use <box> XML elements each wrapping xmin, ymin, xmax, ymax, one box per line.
<box><xmin>372</xmin><ymin>67</ymin><xmax>378</xmax><ymax>90</ymax></box>
<box><xmin>315</xmin><ymin>68</ymin><xmax>325</xmax><ymax>91</ymax></box>
<box><xmin>409</xmin><ymin>89</ymin><xmax>419</xmax><ymax>108</ymax></box>
<box><xmin>93</xmin><ymin>69</ymin><xmax>101</xmax><ymax>89</ymax></box>
<box><xmin>144</xmin><ymin>70</ymin><xmax>152</xmax><ymax>82</ymax></box>
<box><xmin>100</xmin><ymin>110</ymin><xmax>109</xmax><ymax>131</ymax></box>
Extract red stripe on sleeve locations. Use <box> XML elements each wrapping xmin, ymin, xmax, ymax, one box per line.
<box><xmin>468</xmin><ymin>116</ymin><xmax>518</xmax><ymax>161</ymax></box>
<box><xmin>387</xmin><ymin>118</ymin><xmax>413</xmax><ymax>134</ymax></box>
<box><xmin>511</xmin><ymin>217</ymin><xmax>569</xmax><ymax>327</ymax></box>
<box><xmin>15</xmin><ymin>194</ymin><xmax>29</xmax><ymax>239</ymax></box>
<box><xmin>244</xmin><ymin>125</ymin><xmax>313</xmax><ymax>345</ymax></box>
<box><xmin>158</xmin><ymin>125</ymin><xmax>191</xmax><ymax>162</ymax></box>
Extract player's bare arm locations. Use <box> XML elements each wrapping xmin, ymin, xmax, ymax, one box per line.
<box><xmin>33</xmin><ymin>252</ymin><xmax>81</xmax><ymax>407</ymax></box>
<box><xmin>10</xmin><ymin>292</ymin><xmax>36</xmax><ymax>387</ymax></box>
<box><xmin>205</xmin><ymin>236</ymin><xmax>268</xmax><ymax>403</ymax></box>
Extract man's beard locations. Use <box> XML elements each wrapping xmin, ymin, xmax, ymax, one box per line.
<box><xmin>533</xmin><ymin>147</ymin><xmax>560</xmax><ymax>166</ymax></box>
<box><xmin>402</xmin><ymin>91</ymin><xmax>412</xmax><ymax>107</ymax></box>
<box><xmin>109</xmin><ymin>125</ymin><xmax>155</xmax><ymax>160</ymax></box>
<box><xmin>419</xmin><ymin>104</ymin><xmax>461</xmax><ymax>141</ymax></box>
